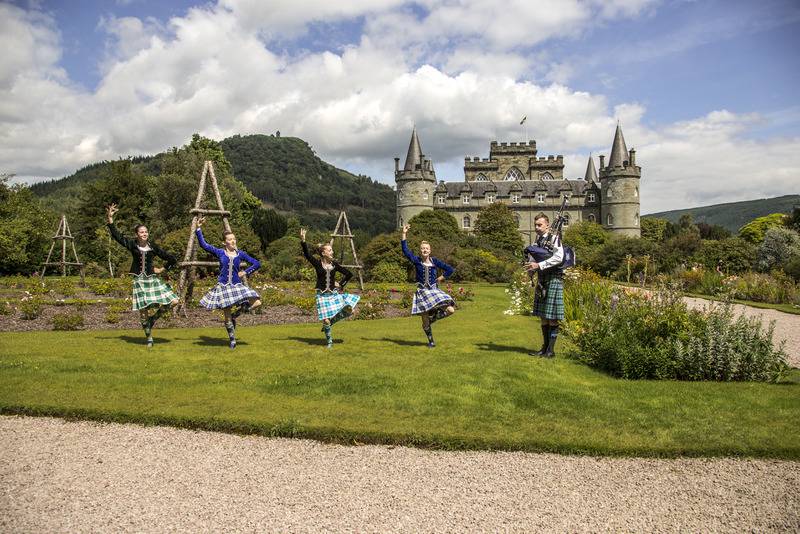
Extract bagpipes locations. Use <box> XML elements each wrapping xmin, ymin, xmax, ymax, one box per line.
<box><xmin>523</xmin><ymin>195</ymin><xmax>576</xmax><ymax>289</ymax></box>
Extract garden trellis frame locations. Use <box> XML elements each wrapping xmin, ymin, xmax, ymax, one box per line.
<box><xmin>41</xmin><ymin>214</ymin><xmax>84</xmax><ymax>282</ymax></box>
<box><xmin>329</xmin><ymin>210</ymin><xmax>364</xmax><ymax>290</ymax></box>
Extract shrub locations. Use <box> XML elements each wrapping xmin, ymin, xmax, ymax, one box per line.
<box><xmin>88</xmin><ymin>278</ymin><xmax>129</xmax><ymax>296</ymax></box>
<box><xmin>52</xmin><ymin>312</ymin><xmax>85</xmax><ymax>331</ymax></box>
<box><xmin>105</xmin><ymin>302</ymin><xmax>129</xmax><ymax>324</ymax></box>
<box><xmin>354</xmin><ymin>300</ymin><xmax>384</xmax><ymax>320</ymax></box>
<box><xmin>370</xmin><ymin>261</ymin><xmax>407</xmax><ymax>283</ymax></box>
<box><xmin>451</xmin><ymin>248</ymin><xmax>515</xmax><ymax>283</ymax></box>
<box><xmin>673</xmin><ymin>303</ymin><xmax>788</xmax><ymax>382</ymax></box>
<box><xmin>722</xmin><ymin>271</ymin><xmax>799</xmax><ymax>304</ymax></box>
<box><xmin>567</xmin><ymin>286</ymin><xmax>788</xmax><ymax>382</ymax></box>
<box><xmin>19</xmin><ymin>298</ymin><xmax>43</xmax><ymax>320</ymax></box>
<box><xmin>0</xmin><ymin>301</ymin><xmax>12</xmax><ymax>315</ymax></box>
<box><xmin>53</xmin><ymin>278</ymin><xmax>78</xmax><ymax>297</ymax></box>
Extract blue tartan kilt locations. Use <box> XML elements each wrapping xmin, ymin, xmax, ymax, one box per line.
<box><xmin>411</xmin><ymin>286</ymin><xmax>454</xmax><ymax>315</ymax></box>
<box><xmin>199</xmin><ymin>283</ymin><xmax>260</xmax><ymax>310</ymax></box>
<box><xmin>533</xmin><ymin>274</ymin><xmax>564</xmax><ymax>320</ymax></box>
<box><xmin>316</xmin><ymin>290</ymin><xmax>360</xmax><ymax>321</ymax></box>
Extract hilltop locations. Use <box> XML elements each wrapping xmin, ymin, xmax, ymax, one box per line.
<box><xmin>644</xmin><ymin>195</ymin><xmax>800</xmax><ymax>232</ymax></box>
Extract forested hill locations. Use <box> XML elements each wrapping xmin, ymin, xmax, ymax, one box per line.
<box><xmin>219</xmin><ymin>134</ymin><xmax>395</xmax><ymax>234</ymax></box>
<box><xmin>30</xmin><ymin>134</ymin><xmax>397</xmax><ymax>235</ymax></box>
<box><xmin>644</xmin><ymin>194</ymin><xmax>800</xmax><ymax>233</ymax></box>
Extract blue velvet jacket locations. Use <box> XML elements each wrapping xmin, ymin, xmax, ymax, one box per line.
<box><xmin>401</xmin><ymin>240</ymin><xmax>455</xmax><ymax>288</ymax></box>
<box><xmin>196</xmin><ymin>229</ymin><xmax>260</xmax><ymax>285</ymax></box>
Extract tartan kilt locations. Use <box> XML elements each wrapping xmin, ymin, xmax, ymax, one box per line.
<box><xmin>411</xmin><ymin>286</ymin><xmax>454</xmax><ymax>315</ymax></box>
<box><xmin>131</xmin><ymin>274</ymin><xmax>178</xmax><ymax>311</ymax></box>
<box><xmin>316</xmin><ymin>290</ymin><xmax>360</xmax><ymax>321</ymax></box>
<box><xmin>533</xmin><ymin>274</ymin><xmax>564</xmax><ymax>320</ymax></box>
<box><xmin>199</xmin><ymin>283</ymin><xmax>260</xmax><ymax>310</ymax></box>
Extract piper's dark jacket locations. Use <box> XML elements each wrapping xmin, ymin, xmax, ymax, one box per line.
<box><xmin>401</xmin><ymin>240</ymin><xmax>455</xmax><ymax>287</ymax></box>
<box><xmin>107</xmin><ymin>222</ymin><xmax>177</xmax><ymax>276</ymax></box>
<box><xmin>301</xmin><ymin>241</ymin><xmax>353</xmax><ymax>292</ymax></box>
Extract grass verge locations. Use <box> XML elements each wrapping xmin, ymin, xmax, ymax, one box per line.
<box><xmin>1</xmin><ymin>285</ymin><xmax>798</xmax><ymax>458</ymax></box>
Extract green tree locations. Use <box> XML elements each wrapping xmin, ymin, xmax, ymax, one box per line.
<box><xmin>407</xmin><ymin>210</ymin><xmax>460</xmax><ymax>242</ymax></box>
<box><xmin>692</xmin><ymin>237</ymin><xmax>755</xmax><ymax>274</ymax></box>
<box><xmin>251</xmin><ymin>207</ymin><xmax>288</xmax><ymax>252</ymax></box>
<box><xmin>738</xmin><ymin>213</ymin><xmax>787</xmax><ymax>244</ymax></box>
<box><xmin>0</xmin><ymin>179</ymin><xmax>55</xmax><ymax>274</ymax></box>
<box><xmin>697</xmin><ymin>222</ymin><xmax>730</xmax><ymax>240</ymax></box>
<box><xmin>361</xmin><ymin>232</ymin><xmax>406</xmax><ymax>275</ymax></box>
<box><xmin>756</xmin><ymin>227</ymin><xmax>800</xmax><ymax>272</ymax></box>
<box><xmin>640</xmin><ymin>218</ymin><xmax>669</xmax><ymax>242</ymax></box>
<box><xmin>473</xmin><ymin>202</ymin><xmax>523</xmax><ymax>256</ymax></box>
<box><xmin>587</xmin><ymin>237</ymin><xmax>659</xmax><ymax>278</ymax></box>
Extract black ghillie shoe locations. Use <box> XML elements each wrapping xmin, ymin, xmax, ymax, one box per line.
<box><xmin>146</xmin><ymin>337</ymin><xmax>154</xmax><ymax>348</ymax></box>
<box><xmin>229</xmin><ymin>339</ymin><xmax>237</xmax><ymax>349</ymax></box>
<box><xmin>427</xmin><ymin>341</ymin><xmax>436</xmax><ymax>349</ymax></box>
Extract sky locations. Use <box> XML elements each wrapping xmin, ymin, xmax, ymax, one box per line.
<box><xmin>1</xmin><ymin>0</ymin><xmax>799</xmax><ymax>213</ymax></box>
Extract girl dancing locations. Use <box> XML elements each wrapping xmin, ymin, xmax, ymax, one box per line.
<box><xmin>195</xmin><ymin>217</ymin><xmax>262</xmax><ymax>349</ymax></box>
<box><xmin>300</xmin><ymin>228</ymin><xmax>359</xmax><ymax>348</ymax></box>
<box><xmin>401</xmin><ymin>224</ymin><xmax>455</xmax><ymax>348</ymax></box>
<box><xmin>106</xmin><ymin>203</ymin><xmax>179</xmax><ymax>347</ymax></box>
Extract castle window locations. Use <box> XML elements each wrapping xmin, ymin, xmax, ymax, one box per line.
<box><xmin>475</xmin><ymin>173</ymin><xmax>488</xmax><ymax>182</ymax></box>
<box><xmin>537</xmin><ymin>192</ymin><xmax>545</xmax><ymax>203</ymax></box>
<box><xmin>607</xmin><ymin>213</ymin><xmax>614</xmax><ymax>227</ymax></box>
<box><xmin>512</xmin><ymin>193</ymin><xmax>520</xmax><ymax>204</ymax></box>
<box><xmin>463</xmin><ymin>215</ymin><xmax>471</xmax><ymax>229</ymax></box>
<box><xmin>487</xmin><ymin>193</ymin><xmax>495</xmax><ymax>204</ymax></box>
<box><xmin>563</xmin><ymin>214</ymin><xmax>570</xmax><ymax>227</ymax></box>
<box><xmin>504</xmin><ymin>167</ymin><xmax>524</xmax><ymax>181</ymax></box>
<box><xmin>514</xmin><ymin>213</ymin><xmax>521</xmax><ymax>226</ymax></box>
<box><xmin>462</xmin><ymin>194</ymin><xmax>471</xmax><ymax>204</ymax></box>
<box><xmin>588</xmin><ymin>192</ymin><xmax>596</xmax><ymax>202</ymax></box>
<box><xmin>607</xmin><ymin>187</ymin><xmax>613</xmax><ymax>199</ymax></box>
<box><xmin>437</xmin><ymin>194</ymin><xmax>445</xmax><ymax>205</ymax></box>
<box><xmin>423</xmin><ymin>190</ymin><xmax>429</xmax><ymax>200</ymax></box>
<box><xmin>588</xmin><ymin>214</ymin><xmax>596</xmax><ymax>223</ymax></box>
<box><xmin>398</xmin><ymin>191</ymin><xmax>404</xmax><ymax>201</ymax></box>
<box><xmin>399</xmin><ymin>216</ymin><xmax>403</xmax><ymax>227</ymax></box>
<box><xmin>635</xmin><ymin>213</ymin><xmax>639</xmax><ymax>226</ymax></box>
<box><xmin>634</xmin><ymin>187</ymin><xmax>639</xmax><ymax>198</ymax></box>
<box><xmin>540</xmin><ymin>172</ymin><xmax>554</xmax><ymax>181</ymax></box>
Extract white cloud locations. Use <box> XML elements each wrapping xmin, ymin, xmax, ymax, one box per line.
<box><xmin>0</xmin><ymin>0</ymin><xmax>797</xmax><ymax>215</ymax></box>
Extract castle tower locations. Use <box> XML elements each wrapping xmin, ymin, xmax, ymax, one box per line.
<box><xmin>395</xmin><ymin>127</ymin><xmax>436</xmax><ymax>229</ymax></box>
<box><xmin>599</xmin><ymin>124</ymin><xmax>641</xmax><ymax>237</ymax></box>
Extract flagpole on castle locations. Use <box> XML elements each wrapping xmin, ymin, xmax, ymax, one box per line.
<box><xmin>520</xmin><ymin>115</ymin><xmax>528</xmax><ymax>142</ymax></box>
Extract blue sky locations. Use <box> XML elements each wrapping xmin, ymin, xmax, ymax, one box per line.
<box><xmin>2</xmin><ymin>0</ymin><xmax>799</xmax><ymax>212</ymax></box>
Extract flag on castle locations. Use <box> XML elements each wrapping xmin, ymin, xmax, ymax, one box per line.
<box><xmin>520</xmin><ymin>115</ymin><xmax>527</xmax><ymax>125</ymax></box>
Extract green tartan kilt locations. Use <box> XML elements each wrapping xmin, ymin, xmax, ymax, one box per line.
<box><xmin>533</xmin><ymin>273</ymin><xmax>564</xmax><ymax>320</ymax></box>
<box><xmin>131</xmin><ymin>274</ymin><xmax>178</xmax><ymax>311</ymax></box>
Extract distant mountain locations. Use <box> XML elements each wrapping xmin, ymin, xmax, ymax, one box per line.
<box><xmin>644</xmin><ymin>195</ymin><xmax>800</xmax><ymax>232</ymax></box>
<box><xmin>30</xmin><ymin>134</ymin><xmax>397</xmax><ymax>236</ymax></box>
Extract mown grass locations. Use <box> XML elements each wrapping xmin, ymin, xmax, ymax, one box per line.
<box><xmin>1</xmin><ymin>285</ymin><xmax>798</xmax><ymax>458</ymax></box>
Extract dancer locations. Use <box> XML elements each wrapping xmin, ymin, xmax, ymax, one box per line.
<box><xmin>300</xmin><ymin>228</ymin><xmax>359</xmax><ymax>348</ymax></box>
<box><xmin>525</xmin><ymin>213</ymin><xmax>565</xmax><ymax>357</ymax></box>
<box><xmin>106</xmin><ymin>203</ymin><xmax>179</xmax><ymax>347</ymax></box>
<box><xmin>195</xmin><ymin>217</ymin><xmax>262</xmax><ymax>349</ymax></box>
<box><xmin>401</xmin><ymin>224</ymin><xmax>455</xmax><ymax>348</ymax></box>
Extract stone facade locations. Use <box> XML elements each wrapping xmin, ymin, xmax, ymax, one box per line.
<box><xmin>395</xmin><ymin>125</ymin><xmax>641</xmax><ymax>243</ymax></box>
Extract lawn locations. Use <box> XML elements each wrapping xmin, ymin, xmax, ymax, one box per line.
<box><xmin>1</xmin><ymin>285</ymin><xmax>798</xmax><ymax>458</ymax></box>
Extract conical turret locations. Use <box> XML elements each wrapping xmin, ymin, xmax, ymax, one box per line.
<box><xmin>584</xmin><ymin>155</ymin><xmax>598</xmax><ymax>182</ymax></box>
<box><xmin>607</xmin><ymin>123</ymin><xmax>628</xmax><ymax>168</ymax></box>
<box><xmin>404</xmin><ymin>127</ymin><xmax>424</xmax><ymax>171</ymax></box>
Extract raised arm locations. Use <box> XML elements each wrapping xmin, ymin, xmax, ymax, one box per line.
<box><xmin>300</xmin><ymin>228</ymin><xmax>321</xmax><ymax>268</ymax></box>
<box><xmin>195</xmin><ymin>227</ymin><xmax>222</xmax><ymax>256</ymax></box>
<box><xmin>400</xmin><ymin>223</ymin><xmax>420</xmax><ymax>264</ymax></box>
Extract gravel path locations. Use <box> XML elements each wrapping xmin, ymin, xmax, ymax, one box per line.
<box><xmin>2</xmin><ymin>416</ymin><xmax>799</xmax><ymax>532</ymax></box>
<box><xmin>682</xmin><ymin>297</ymin><xmax>800</xmax><ymax>368</ymax></box>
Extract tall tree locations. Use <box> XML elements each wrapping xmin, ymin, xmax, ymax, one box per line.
<box><xmin>0</xmin><ymin>178</ymin><xmax>55</xmax><ymax>274</ymax></box>
<box><xmin>473</xmin><ymin>202</ymin><xmax>523</xmax><ymax>256</ymax></box>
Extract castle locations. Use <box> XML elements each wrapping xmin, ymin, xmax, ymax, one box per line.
<box><xmin>394</xmin><ymin>125</ymin><xmax>641</xmax><ymax>243</ymax></box>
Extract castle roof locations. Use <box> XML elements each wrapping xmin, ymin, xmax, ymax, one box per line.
<box><xmin>584</xmin><ymin>155</ymin><xmax>598</xmax><ymax>182</ymax></box>
<box><xmin>438</xmin><ymin>179</ymin><xmax>589</xmax><ymax>198</ymax></box>
<box><xmin>607</xmin><ymin>123</ymin><xmax>628</xmax><ymax>168</ymax></box>
<box><xmin>403</xmin><ymin>127</ymin><xmax>423</xmax><ymax>171</ymax></box>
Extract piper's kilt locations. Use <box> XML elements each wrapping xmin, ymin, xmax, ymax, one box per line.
<box><xmin>533</xmin><ymin>274</ymin><xmax>564</xmax><ymax>320</ymax></box>
<box><xmin>411</xmin><ymin>286</ymin><xmax>454</xmax><ymax>315</ymax></box>
<box><xmin>131</xmin><ymin>274</ymin><xmax>178</xmax><ymax>311</ymax></box>
<box><xmin>199</xmin><ymin>283</ymin><xmax>260</xmax><ymax>310</ymax></box>
<box><xmin>316</xmin><ymin>290</ymin><xmax>360</xmax><ymax>321</ymax></box>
